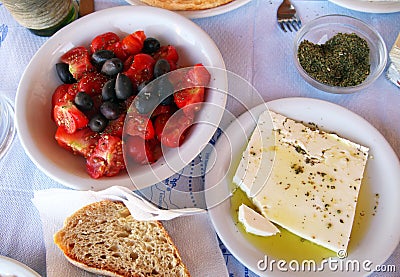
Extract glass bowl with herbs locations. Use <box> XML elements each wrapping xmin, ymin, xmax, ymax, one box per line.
<box><xmin>293</xmin><ymin>14</ymin><xmax>387</xmax><ymax>94</ymax></box>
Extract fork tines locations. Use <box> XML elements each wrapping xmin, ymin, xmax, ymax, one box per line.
<box><xmin>278</xmin><ymin>19</ymin><xmax>302</xmax><ymax>32</ymax></box>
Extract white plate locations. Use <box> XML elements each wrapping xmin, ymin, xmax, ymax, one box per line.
<box><xmin>0</xmin><ymin>256</ymin><xmax>40</xmax><ymax>277</ymax></box>
<box><xmin>15</xmin><ymin>6</ymin><xmax>226</xmax><ymax>191</ymax></box>
<box><xmin>329</xmin><ymin>0</ymin><xmax>400</xmax><ymax>13</ymax></box>
<box><xmin>125</xmin><ymin>0</ymin><xmax>252</xmax><ymax>19</ymax></box>
<box><xmin>205</xmin><ymin>97</ymin><xmax>400</xmax><ymax>276</ymax></box>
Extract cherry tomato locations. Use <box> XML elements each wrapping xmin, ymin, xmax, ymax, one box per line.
<box><xmin>51</xmin><ymin>84</ymin><xmax>72</xmax><ymax>121</ymax></box>
<box><xmin>53</xmin><ymin>101</ymin><xmax>89</xmax><ymax>134</ymax></box>
<box><xmin>86</xmin><ymin>135</ymin><xmax>125</xmax><ymax>178</ymax></box>
<box><xmin>151</xmin><ymin>104</ymin><xmax>176</xmax><ymax>118</ymax></box>
<box><xmin>184</xmin><ymin>63</ymin><xmax>211</xmax><ymax>87</ymax></box>
<box><xmin>153</xmin><ymin>113</ymin><xmax>171</xmax><ymax>141</ymax></box>
<box><xmin>103</xmin><ymin>114</ymin><xmax>125</xmax><ymax>137</ymax></box>
<box><xmin>124</xmin><ymin>53</ymin><xmax>155</xmax><ymax>87</ymax></box>
<box><xmin>159</xmin><ymin>111</ymin><xmax>193</xmax><ymax>148</ymax></box>
<box><xmin>153</xmin><ymin>45</ymin><xmax>179</xmax><ymax>70</ymax></box>
<box><xmin>174</xmin><ymin>86</ymin><xmax>205</xmax><ymax>115</ymax></box>
<box><xmin>77</xmin><ymin>72</ymin><xmax>108</xmax><ymax>96</ymax></box>
<box><xmin>107</xmin><ymin>41</ymin><xmax>129</xmax><ymax>62</ymax></box>
<box><xmin>125</xmin><ymin>112</ymin><xmax>155</xmax><ymax>140</ymax></box>
<box><xmin>125</xmin><ymin>135</ymin><xmax>155</xmax><ymax>164</ymax></box>
<box><xmin>121</xmin><ymin>30</ymin><xmax>146</xmax><ymax>56</ymax></box>
<box><xmin>90</xmin><ymin>32</ymin><xmax>120</xmax><ymax>53</ymax></box>
<box><xmin>60</xmin><ymin>46</ymin><xmax>95</xmax><ymax>80</ymax></box>
<box><xmin>55</xmin><ymin>126</ymin><xmax>98</xmax><ymax>157</ymax></box>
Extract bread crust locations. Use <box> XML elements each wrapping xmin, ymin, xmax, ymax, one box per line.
<box><xmin>138</xmin><ymin>0</ymin><xmax>235</xmax><ymax>11</ymax></box>
<box><xmin>54</xmin><ymin>200</ymin><xmax>190</xmax><ymax>277</ymax></box>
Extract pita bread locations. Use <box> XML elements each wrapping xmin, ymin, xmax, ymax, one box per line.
<box><xmin>139</xmin><ymin>0</ymin><xmax>235</xmax><ymax>11</ymax></box>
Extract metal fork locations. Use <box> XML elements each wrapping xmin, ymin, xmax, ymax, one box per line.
<box><xmin>277</xmin><ymin>0</ymin><xmax>302</xmax><ymax>32</ymax></box>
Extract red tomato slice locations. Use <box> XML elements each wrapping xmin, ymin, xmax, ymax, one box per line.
<box><xmin>173</xmin><ymin>86</ymin><xmax>204</xmax><ymax>115</ymax></box>
<box><xmin>173</xmin><ymin>64</ymin><xmax>210</xmax><ymax>114</ymax></box>
<box><xmin>160</xmin><ymin>111</ymin><xmax>193</xmax><ymax>148</ymax></box>
<box><xmin>121</xmin><ymin>30</ymin><xmax>146</xmax><ymax>56</ymax></box>
<box><xmin>153</xmin><ymin>113</ymin><xmax>171</xmax><ymax>141</ymax></box>
<box><xmin>106</xmin><ymin>41</ymin><xmax>129</xmax><ymax>62</ymax></box>
<box><xmin>90</xmin><ymin>32</ymin><xmax>120</xmax><ymax>53</ymax></box>
<box><xmin>60</xmin><ymin>46</ymin><xmax>95</xmax><ymax>80</ymax></box>
<box><xmin>103</xmin><ymin>114</ymin><xmax>125</xmax><ymax>138</ymax></box>
<box><xmin>51</xmin><ymin>84</ymin><xmax>72</xmax><ymax>120</ymax></box>
<box><xmin>183</xmin><ymin>63</ymin><xmax>211</xmax><ymax>87</ymax></box>
<box><xmin>55</xmin><ymin>126</ymin><xmax>99</xmax><ymax>157</ymax></box>
<box><xmin>77</xmin><ymin>72</ymin><xmax>108</xmax><ymax>96</ymax></box>
<box><xmin>52</xmin><ymin>84</ymin><xmax>72</xmax><ymax>107</ymax></box>
<box><xmin>53</xmin><ymin>101</ymin><xmax>89</xmax><ymax>134</ymax></box>
<box><xmin>124</xmin><ymin>112</ymin><xmax>155</xmax><ymax>140</ymax></box>
<box><xmin>123</xmin><ymin>54</ymin><xmax>135</xmax><ymax>71</ymax></box>
<box><xmin>147</xmin><ymin>138</ymin><xmax>162</xmax><ymax>162</ymax></box>
<box><xmin>153</xmin><ymin>45</ymin><xmax>179</xmax><ymax>70</ymax></box>
<box><xmin>67</xmin><ymin>83</ymin><xmax>80</xmax><ymax>99</ymax></box>
<box><xmin>86</xmin><ymin>135</ymin><xmax>125</xmax><ymax>178</ymax></box>
<box><xmin>124</xmin><ymin>53</ymin><xmax>155</xmax><ymax>87</ymax></box>
<box><xmin>125</xmin><ymin>135</ymin><xmax>156</xmax><ymax>164</ymax></box>
<box><xmin>151</xmin><ymin>105</ymin><xmax>175</xmax><ymax>118</ymax></box>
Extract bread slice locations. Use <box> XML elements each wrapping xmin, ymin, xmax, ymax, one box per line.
<box><xmin>54</xmin><ymin>200</ymin><xmax>190</xmax><ymax>277</ymax></box>
<box><xmin>138</xmin><ymin>0</ymin><xmax>234</xmax><ymax>11</ymax></box>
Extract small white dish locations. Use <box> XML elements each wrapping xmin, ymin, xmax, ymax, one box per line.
<box><xmin>0</xmin><ymin>255</ymin><xmax>40</xmax><ymax>277</ymax></box>
<box><xmin>205</xmin><ymin>97</ymin><xmax>400</xmax><ymax>276</ymax></box>
<box><xmin>15</xmin><ymin>6</ymin><xmax>226</xmax><ymax>191</ymax></box>
<box><xmin>294</xmin><ymin>15</ymin><xmax>387</xmax><ymax>94</ymax></box>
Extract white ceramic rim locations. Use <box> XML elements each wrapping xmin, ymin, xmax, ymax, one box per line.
<box><xmin>0</xmin><ymin>255</ymin><xmax>41</xmax><ymax>277</ymax></box>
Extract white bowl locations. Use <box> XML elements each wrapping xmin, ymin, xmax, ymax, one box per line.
<box><xmin>15</xmin><ymin>6</ymin><xmax>227</xmax><ymax>191</ymax></box>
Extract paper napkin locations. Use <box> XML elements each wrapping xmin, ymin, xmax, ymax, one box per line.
<box><xmin>32</xmin><ymin>186</ymin><xmax>228</xmax><ymax>277</ymax></box>
<box><xmin>387</xmin><ymin>32</ymin><xmax>400</xmax><ymax>88</ymax></box>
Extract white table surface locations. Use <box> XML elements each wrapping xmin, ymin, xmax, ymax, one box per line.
<box><xmin>0</xmin><ymin>0</ymin><xmax>399</xmax><ymax>276</ymax></box>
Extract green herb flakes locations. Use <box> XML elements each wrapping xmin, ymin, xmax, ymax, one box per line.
<box><xmin>298</xmin><ymin>33</ymin><xmax>370</xmax><ymax>87</ymax></box>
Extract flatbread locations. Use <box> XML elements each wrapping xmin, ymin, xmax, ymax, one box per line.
<box><xmin>139</xmin><ymin>0</ymin><xmax>235</xmax><ymax>11</ymax></box>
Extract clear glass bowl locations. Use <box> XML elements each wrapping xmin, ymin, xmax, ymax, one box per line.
<box><xmin>0</xmin><ymin>95</ymin><xmax>16</xmax><ymax>159</ymax></box>
<box><xmin>293</xmin><ymin>14</ymin><xmax>387</xmax><ymax>94</ymax></box>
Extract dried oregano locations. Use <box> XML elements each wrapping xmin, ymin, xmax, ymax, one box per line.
<box><xmin>298</xmin><ymin>33</ymin><xmax>370</xmax><ymax>87</ymax></box>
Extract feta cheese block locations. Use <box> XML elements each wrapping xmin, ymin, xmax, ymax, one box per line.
<box><xmin>233</xmin><ymin>109</ymin><xmax>369</xmax><ymax>253</ymax></box>
<box><xmin>238</xmin><ymin>204</ymin><xmax>280</xmax><ymax>236</ymax></box>
<box><xmin>233</xmin><ymin>110</ymin><xmax>275</xmax><ymax>197</ymax></box>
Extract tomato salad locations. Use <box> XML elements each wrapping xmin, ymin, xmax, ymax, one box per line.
<box><xmin>52</xmin><ymin>30</ymin><xmax>210</xmax><ymax>179</ymax></box>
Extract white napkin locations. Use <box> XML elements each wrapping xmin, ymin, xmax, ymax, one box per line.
<box><xmin>32</xmin><ymin>186</ymin><xmax>228</xmax><ymax>277</ymax></box>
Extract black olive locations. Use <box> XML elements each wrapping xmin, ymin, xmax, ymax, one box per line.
<box><xmin>102</xmin><ymin>78</ymin><xmax>116</xmax><ymax>101</ymax></box>
<box><xmin>56</xmin><ymin>63</ymin><xmax>76</xmax><ymax>84</ymax></box>
<box><xmin>74</xmin><ymin>92</ymin><xmax>94</xmax><ymax>111</ymax></box>
<box><xmin>156</xmin><ymin>78</ymin><xmax>175</xmax><ymax>105</ymax></box>
<box><xmin>100</xmin><ymin>101</ymin><xmax>120</xmax><ymax>120</ymax></box>
<box><xmin>153</xmin><ymin>59</ymin><xmax>171</xmax><ymax>78</ymax></box>
<box><xmin>101</xmin><ymin>58</ymin><xmax>123</xmax><ymax>76</ymax></box>
<box><xmin>91</xmin><ymin>50</ymin><xmax>115</xmax><ymax>68</ymax></box>
<box><xmin>115</xmin><ymin>73</ymin><xmax>135</xmax><ymax>100</ymax></box>
<box><xmin>89</xmin><ymin>114</ymin><xmax>108</xmax><ymax>133</ymax></box>
<box><xmin>142</xmin><ymin>37</ymin><xmax>161</xmax><ymax>54</ymax></box>
<box><xmin>135</xmin><ymin>88</ymin><xmax>160</xmax><ymax>114</ymax></box>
